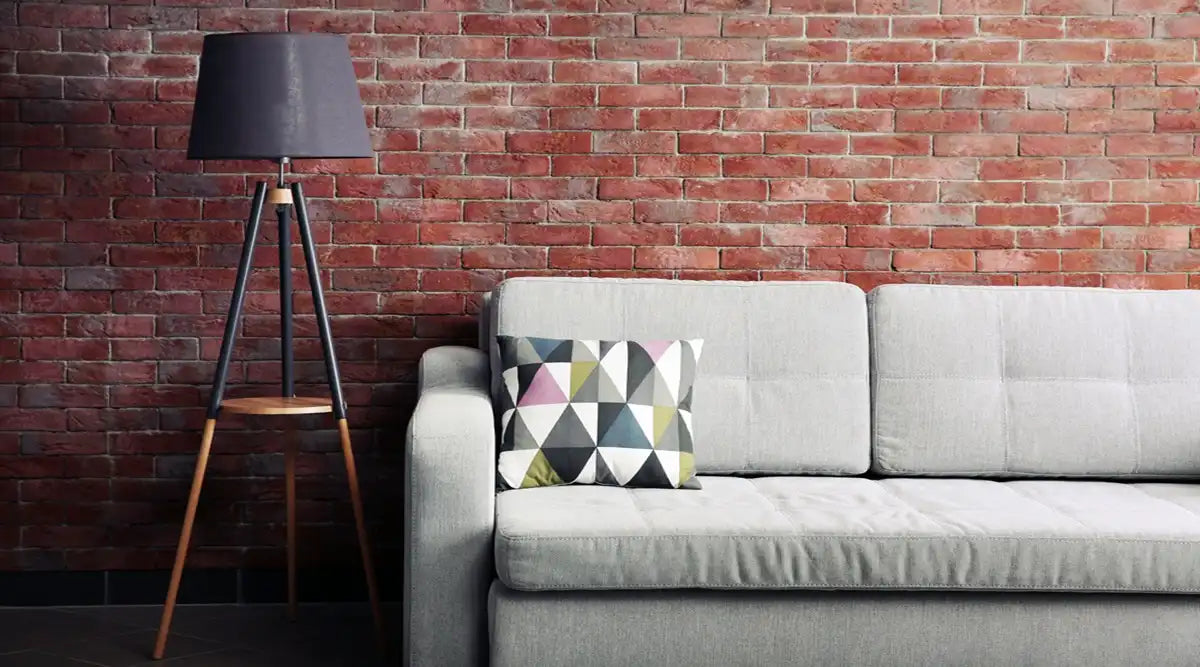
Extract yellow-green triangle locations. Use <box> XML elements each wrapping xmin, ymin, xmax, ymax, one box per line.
<box><xmin>521</xmin><ymin>449</ymin><xmax>564</xmax><ymax>488</ymax></box>
<box><xmin>653</xmin><ymin>405</ymin><xmax>675</xmax><ymax>445</ymax></box>
<box><xmin>570</xmin><ymin>361</ymin><xmax>598</xmax><ymax>399</ymax></box>
<box><xmin>679</xmin><ymin>451</ymin><xmax>695</xmax><ymax>483</ymax></box>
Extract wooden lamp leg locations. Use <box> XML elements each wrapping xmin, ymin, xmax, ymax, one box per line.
<box><xmin>285</xmin><ymin>433</ymin><xmax>298</xmax><ymax>621</ymax></box>
<box><xmin>294</xmin><ymin>182</ymin><xmax>384</xmax><ymax>647</ymax></box>
<box><xmin>337</xmin><ymin>419</ymin><xmax>384</xmax><ymax>643</ymax></box>
<box><xmin>153</xmin><ymin>183</ymin><xmax>266</xmax><ymax>660</ymax></box>
<box><xmin>153</xmin><ymin>419</ymin><xmax>217</xmax><ymax>660</ymax></box>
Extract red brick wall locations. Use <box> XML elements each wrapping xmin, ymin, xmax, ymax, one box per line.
<box><xmin>5</xmin><ymin>0</ymin><xmax>1200</xmax><ymax>571</ymax></box>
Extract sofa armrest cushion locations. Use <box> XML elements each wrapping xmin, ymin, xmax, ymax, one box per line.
<box><xmin>405</xmin><ymin>345</ymin><xmax>495</xmax><ymax>666</ymax></box>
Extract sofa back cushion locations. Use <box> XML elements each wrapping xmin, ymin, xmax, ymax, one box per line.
<box><xmin>870</xmin><ymin>284</ymin><xmax>1200</xmax><ymax>478</ymax></box>
<box><xmin>488</xmin><ymin>278</ymin><xmax>870</xmax><ymax>475</ymax></box>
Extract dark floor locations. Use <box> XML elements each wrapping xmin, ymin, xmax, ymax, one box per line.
<box><xmin>0</xmin><ymin>604</ymin><xmax>398</xmax><ymax>666</ymax></box>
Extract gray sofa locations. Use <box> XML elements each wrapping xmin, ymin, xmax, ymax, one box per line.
<box><xmin>405</xmin><ymin>277</ymin><xmax>1200</xmax><ymax>666</ymax></box>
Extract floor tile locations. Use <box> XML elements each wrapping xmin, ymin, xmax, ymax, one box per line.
<box><xmin>0</xmin><ymin>650</ymin><xmax>106</xmax><ymax>667</ymax></box>
<box><xmin>43</xmin><ymin>629</ymin><xmax>222</xmax><ymax>666</ymax></box>
<box><xmin>0</xmin><ymin>604</ymin><xmax>397</xmax><ymax>667</ymax></box>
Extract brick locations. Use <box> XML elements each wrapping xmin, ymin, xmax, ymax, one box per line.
<box><xmin>977</xmin><ymin>250</ymin><xmax>1060</xmax><ymax>272</ymax></box>
<box><xmin>767</xmin><ymin>40</ymin><xmax>848</xmax><ymax>62</ymax></box>
<box><xmin>640</xmin><ymin>63</ymin><xmax>722</xmax><ymax>85</ymax></box>
<box><xmin>636</xmin><ymin>15</ymin><xmax>720</xmax><ymax>37</ymax></box>
<box><xmin>636</xmin><ymin>247</ymin><xmax>719</xmax><ymax>269</ymax></box>
<box><xmin>894</xmin><ymin>250</ymin><xmax>974</xmax><ymax>271</ymax></box>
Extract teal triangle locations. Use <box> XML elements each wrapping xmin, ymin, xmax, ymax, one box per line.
<box><xmin>529</xmin><ymin>337</ymin><xmax>564</xmax><ymax>361</ymax></box>
<box><xmin>544</xmin><ymin>340</ymin><xmax>574</xmax><ymax>362</ymax></box>
<box><xmin>597</xmin><ymin>403</ymin><xmax>651</xmax><ymax>448</ymax></box>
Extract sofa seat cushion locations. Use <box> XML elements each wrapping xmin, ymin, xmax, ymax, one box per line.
<box><xmin>495</xmin><ymin>476</ymin><xmax>1200</xmax><ymax>593</ymax></box>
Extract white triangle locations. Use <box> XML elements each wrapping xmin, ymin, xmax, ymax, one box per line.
<box><xmin>629</xmin><ymin>404</ymin><xmax>656</xmax><ymax>444</ymax></box>
<box><xmin>599</xmin><ymin>342</ymin><xmax>627</xmax><ymax>401</ymax></box>
<box><xmin>579</xmin><ymin>339</ymin><xmax>600</xmax><ymax>361</ymax></box>
<box><xmin>597</xmin><ymin>446</ymin><xmax>652</xmax><ymax>485</ymax></box>
<box><xmin>655</xmin><ymin>342</ymin><xmax>682</xmax><ymax>403</ymax></box>
<box><xmin>574</xmin><ymin>450</ymin><xmax>598</xmax><ymax>485</ymax></box>
<box><xmin>498</xmin><ymin>449</ymin><xmax>540</xmax><ymax>488</ymax></box>
<box><xmin>681</xmin><ymin>410</ymin><xmax>693</xmax><ymax>435</ymax></box>
<box><xmin>502</xmin><ymin>367</ymin><xmax>520</xmax><ymax>404</ymax></box>
<box><xmin>545</xmin><ymin>362</ymin><xmax>572</xmax><ymax>396</ymax></box>
<box><xmin>500</xmin><ymin>408</ymin><xmax>514</xmax><ymax>437</ymax></box>
<box><xmin>516</xmin><ymin>404</ymin><xmax>567</xmax><ymax>445</ymax></box>
<box><xmin>571</xmin><ymin>401</ymin><xmax>598</xmax><ymax>443</ymax></box>
<box><xmin>656</xmin><ymin>450</ymin><xmax>681</xmax><ymax>487</ymax></box>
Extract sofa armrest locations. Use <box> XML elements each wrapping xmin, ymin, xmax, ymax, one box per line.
<box><xmin>404</xmin><ymin>346</ymin><xmax>495</xmax><ymax>666</ymax></box>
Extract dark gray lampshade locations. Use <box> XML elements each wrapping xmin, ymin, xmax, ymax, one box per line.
<box><xmin>187</xmin><ymin>32</ymin><xmax>372</xmax><ymax>161</ymax></box>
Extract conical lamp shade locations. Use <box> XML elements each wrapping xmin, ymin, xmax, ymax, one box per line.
<box><xmin>187</xmin><ymin>32</ymin><xmax>372</xmax><ymax>160</ymax></box>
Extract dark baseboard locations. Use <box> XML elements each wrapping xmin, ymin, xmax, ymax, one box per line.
<box><xmin>0</xmin><ymin>568</ymin><xmax>402</xmax><ymax>606</ymax></box>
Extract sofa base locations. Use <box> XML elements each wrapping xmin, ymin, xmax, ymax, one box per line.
<box><xmin>489</xmin><ymin>581</ymin><xmax>1200</xmax><ymax>666</ymax></box>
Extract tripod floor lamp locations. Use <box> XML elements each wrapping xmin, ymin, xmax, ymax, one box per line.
<box><xmin>153</xmin><ymin>32</ymin><xmax>381</xmax><ymax>659</ymax></box>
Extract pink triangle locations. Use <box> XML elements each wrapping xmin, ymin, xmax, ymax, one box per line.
<box><xmin>641</xmin><ymin>340</ymin><xmax>673</xmax><ymax>362</ymax></box>
<box><xmin>518</xmin><ymin>365</ymin><xmax>568</xmax><ymax>406</ymax></box>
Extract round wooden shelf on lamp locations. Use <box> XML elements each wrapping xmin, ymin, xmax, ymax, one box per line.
<box><xmin>220</xmin><ymin>396</ymin><xmax>334</xmax><ymax>416</ymax></box>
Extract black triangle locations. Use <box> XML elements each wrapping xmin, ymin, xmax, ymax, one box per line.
<box><xmin>626</xmin><ymin>344</ymin><xmax>655</xmax><ymax>397</ymax></box>
<box><xmin>544</xmin><ymin>341</ymin><xmax>574</xmax><ymax>362</ymax></box>
<box><xmin>595</xmin><ymin>453</ymin><xmax>618</xmax><ymax>486</ymax></box>
<box><xmin>516</xmin><ymin>363</ymin><xmax>541</xmax><ymax>403</ymax></box>
<box><xmin>626</xmin><ymin>452</ymin><xmax>672</xmax><ymax>488</ymax></box>
<box><xmin>540</xmin><ymin>447</ymin><xmax>593</xmax><ymax>484</ymax></box>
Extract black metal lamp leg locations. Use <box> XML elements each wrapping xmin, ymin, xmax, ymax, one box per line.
<box><xmin>291</xmin><ymin>181</ymin><xmax>384</xmax><ymax>647</ymax></box>
<box><xmin>277</xmin><ymin>200</ymin><xmax>294</xmax><ymax>398</ymax></box>
<box><xmin>205</xmin><ymin>181</ymin><xmax>267</xmax><ymax>419</ymax></box>
<box><xmin>291</xmin><ymin>182</ymin><xmax>346</xmax><ymax>419</ymax></box>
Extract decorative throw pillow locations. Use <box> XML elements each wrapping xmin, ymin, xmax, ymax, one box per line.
<box><xmin>496</xmin><ymin>336</ymin><xmax>703</xmax><ymax>490</ymax></box>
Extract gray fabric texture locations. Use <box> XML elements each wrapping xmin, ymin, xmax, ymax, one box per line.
<box><xmin>490</xmin><ymin>582</ymin><xmax>1200</xmax><ymax>667</ymax></box>
<box><xmin>489</xmin><ymin>277</ymin><xmax>870</xmax><ymax>475</ymax></box>
<box><xmin>404</xmin><ymin>346</ymin><xmax>494</xmax><ymax>667</ymax></box>
<box><xmin>495</xmin><ymin>475</ymin><xmax>1200</xmax><ymax>593</ymax></box>
<box><xmin>870</xmin><ymin>284</ymin><xmax>1200</xmax><ymax>477</ymax></box>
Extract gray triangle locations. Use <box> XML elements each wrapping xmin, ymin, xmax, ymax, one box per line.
<box><xmin>543</xmin><ymin>404</ymin><xmax>594</xmax><ymax>448</ymax></box>
<box><xmin>571</xmin><ymin>342</ymin><xmax>597</xmax><ymax>362</ymax></box>
<box><xmin>678</xmin><ymin>413</ymin><xmax>693</xmax><ymax>451</ymax></box>
<box><xmin>516</xmin><ymin>337</ymin><xmax>542</xmax><ymax>363</ymax></box>
<box><xmin>628</xmin><ymin>368</ymin><xmax>656</xmax><ymax>405</ymax></box>
<box><xmin>595</xmin><ymin>453</ymin><xmax>618</xmax><ymax>486</ymax></box>
<box><xmin>597</xmin><ymin>368</ymin><xmax>625</xmax><ymax>403</ymax></box>
<box><xmin>656</xmin><ymin>411</ymin><xmax>682</xmax><ymax>451</ymax></box>
<box><xmin>508</xmin><ymin>411</ymin><xmax>540</xmax><ymax>450</ymax></box>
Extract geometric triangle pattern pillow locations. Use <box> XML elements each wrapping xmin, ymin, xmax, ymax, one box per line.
<box><xmin>495</xmin><ymin>336</ymin><xmax>703</xmax><ymax>490</ymax></box>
